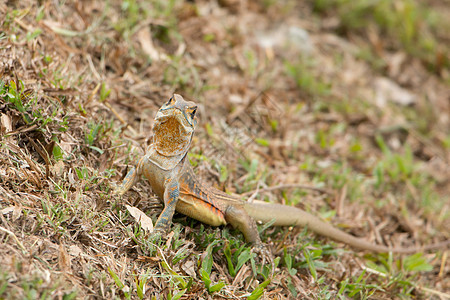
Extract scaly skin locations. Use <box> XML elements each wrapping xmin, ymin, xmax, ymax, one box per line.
<box><xmin>116</xmin><ymin>94</ymin><xmax>450</xmax><ymax>254</ymax></box>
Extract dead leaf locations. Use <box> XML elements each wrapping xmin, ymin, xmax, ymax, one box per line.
<box><xmin>387</xmin><ymin>52</ymin><xmax>407</xmax><ymax>78</ymax></box>
<box><xmin>59</xmin><ymin>134</ymin><xmax>73</xmax><ymax>154</ymax></box>
<box><xmin>181</xmin><ymin>260</ymin><xmax>197</xmax><ymax>278</ymax></box>
<box><xmin>126</xmin><ymin>205</ymin><xmax>154</xmax><ymax>232</ymax></box>
<box><xmin>68</xmin><ymin>245</ymin><xmax>83</xmax><ymax>257</ymax></box>
<box><xmin>137</xmin><ymin>27</ymin><xmax>168</xmax><ymax>62</ymax></box>
<box><xmin>52</xmin><ymin>160</ymin><xmax>65</xmax><ymax>177</ymax></box>
<box><xmin>422</xmin><ymin>156</ymin><xmax>450</xmax><ymax>184</ymax></box>
<box><xmin>1</xmin><ymin>206</ymin><xmax>22</xmax><ymax>221</ymax></box>
<box><xmin>68</xmin><ymin>168</ymin><xmax>76</xmax><ymax>185</ymax></box>
<box><xmin>137</xmin><ymin>255</ymin><xmax>160</xmax><ymax>263</ymax></box>
<box><xmin>1</xmin><ymin>206</ymin><xmax>15</xmax><ymax>215</ymax></box>
<box><xmin>58</xmin><ymin>244</ymin><xmax>71</xmax><ymax>272</ymax></box>
<box><xmin>374</xmin><ymin>77</ymin><xmax>416</xmax><ymax>107</ymax></box>
<box><xmin>1</xmin><ymin>113</ymin><xmax>12</xmax><ymax>132</ymax></box>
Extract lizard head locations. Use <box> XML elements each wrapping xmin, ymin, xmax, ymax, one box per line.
<box><xmin>153</xmin><ymin>94</ymin><xmax>198</xmax><ymax>157</ymax></box>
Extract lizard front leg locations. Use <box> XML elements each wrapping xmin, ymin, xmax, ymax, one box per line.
<box><xmin>115</xmin><ymin>157</ymin><xmax>146</xmax><ymax>195</ymax></box>
<box><xmin>153</xmin><ymin>179</ymin><xmax>180</xmax><ymax>235</ymax></box>
<box><xmin>115</xmin><ymin>167</ymin><xmax>139</xmax><ymax>195</ymax></box>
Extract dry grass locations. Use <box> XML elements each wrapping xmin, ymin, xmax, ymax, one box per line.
<box><xmin>0</xmin><ymin>1</ymin><xmax>449</xmax><ymax>299</ymax></box>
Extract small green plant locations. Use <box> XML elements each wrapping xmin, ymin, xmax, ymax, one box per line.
<box><xmin>191</xmin><ymin>224</ymin><xmax>220</xmax><ymax>248</ymax></box>
<box><xmin>284</xmin><ymin>57</ymin><xmax>331</xmax><ymax>97</ymax></box>
<box><xmin>281</xmin><ymin>248</ymin><xmax>301</xmax><ymax>298</ymax></box>
<box><xmin>374</xmin><ymin>135</ymin><xmax>418</xmax><ymax>187</ymax></box>
<box><xmin>26</xmin><ymin>28</ymin><xmax>42</xmax><ymax>41</ymax></box>
<box><xmin>39</xmin><ymin>196</ymin><xmax>72</xmax><ymax>235</ymax></box>
<box><xmin>359</xmin><ymin>252</ymin><xmax>434</xmax><ymax>298</ymax></box>
<box><xmin>0</xmin><ymin>31</ymin><xmax>7</xmax><ymax>41</ymax></box>
<box><xmin>52</xmin><ymin>143</ymin><xmax>64</xmax><ymax>161</ymax></box>
<box><xmin>108</xmin><ymin>267</ymin><xmax>131</xmax><ymax>300</ymax></box>
<box><xmin>163</xmin><ymin>56</ymin><xmax>202</xmax><ymax>94</ymax></box>
<box><xmin>223</xmin><ymin>242</ymin><xmax>255</xmax><ymax>277</ymax></box>
<box><xmin>337</xmin><ymin>270</ymin><xmax>381</xmax><ymax>298</ymax></box>
<box><xmin>85</xmin><ymin>121</ymin><xmax>112</xmax><ymax>154</ymax></box>
<box><xmin>247</xmin><ymin>279</ymin><xmax>271</xmax><ymax>300</ymax></box>
<box><xmin>199</xmin><ymin>240</ymin><xmax>226</xmax><ymax>294</ymax></box>
<box><xmin>315</xmin><ymin>128</ymin><xmax>335</xmax><ymax>149</ymax></box>
<box><xmin>302</xmin><ymin>248</ymin><xmax>317</xmax><ymax>280</ymax></box>
<box><xmin>403</xmin><ymin>253</ymin><xmax>433</xmax><ymax>272</ymax></box>
<box><xmin>1</xmin><ymin>79</ymin><xmax>68</xmax><ymax>140</ymax></box>
<box><xmin>75</xmin><ymin>167</ymin><xmax>90</xmax><ymax>180</ymax></box>
<box><xmin>243</xmin><ymin>48</ymin><xmax>259</xmax><ymax>78</ymax></box>
<box><xmin>35</xmin><ymin>5</ymin><xmax>45</xmax><ymax>21</ymax></box>
<box><xmin>160</xmin><ymin>259</ymin><xmax>190</xmax><ymax>295</ymax></box>
<box><xmin>1</xmin><ymin>79</ymin><xmax>29</xmax><ymax>120</ymax></box>
<box><xmin>99</xmin><ymin>82</ymin><xmax>111</xmax><ymax>102</ymax></box>
<box><xmin>443</xmin><ymin>135</ymin><xmax>450</xmax><ymax>149</ymax></box>
<box><xmin>134</xmin><ymin>273</ymin><xmax>147</xmax><ymax>299</ymax></box>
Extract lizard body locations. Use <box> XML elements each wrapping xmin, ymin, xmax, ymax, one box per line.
<box><xmin>117</xmin><ymin>94</ymin><xmax>449</xmax><ymax>254</ymax></box>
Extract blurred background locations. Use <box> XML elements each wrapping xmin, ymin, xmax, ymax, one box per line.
<box><xmin>0</xmin><ymin>1</ymin><xmax>449</xmax><ymax>298</ymax></box>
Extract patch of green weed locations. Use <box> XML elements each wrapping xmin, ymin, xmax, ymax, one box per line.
<box><xmin>312</xmin><ymin>0</ymin><xmax>449</xmax><ymax>71</ymax></box>
<box><xmin>284</xmin><ymin>57</ymin><xmax>331</xmax><ymax>97</ymax></box>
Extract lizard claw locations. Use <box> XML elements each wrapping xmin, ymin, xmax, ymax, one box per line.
<box><xmin>112</xmin><ymin>182</ymin><xmax>127</xmax><ymax>196</ymax></box>
<box><xmin>148</xmin><ymin>227</ymin><xmax>166</xmax><ymax>243</ymax></box>
<box><xmin>252</xmin><ymin>243</ymin><xmax>275</xmax><ymax>277</ymax></box>
<box><xmin>113</xmin><ymin>186</ymin><xmax>122</xmax><ymax>196</ymax></box>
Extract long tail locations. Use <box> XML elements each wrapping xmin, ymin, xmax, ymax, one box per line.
<box><xmin>243</xmin><ymin>202</ymin><xmax>449</xmax><ymax>254</ymax></box>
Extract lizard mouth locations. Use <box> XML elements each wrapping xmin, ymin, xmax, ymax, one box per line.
<box><xmin>155</xmin><ymin>109</ymin><xmax>193</xmax><ymax>133</ymax></box>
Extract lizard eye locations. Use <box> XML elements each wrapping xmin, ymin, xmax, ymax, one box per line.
<box><xmin>186</xmin><ymin>106</ymin><xmax>197</xmax><ymax>119</ymax></box>
<box><xmin>166</xmin><ymin>97</ymin><xmax>175</xmax><ymax>106</ymax></box>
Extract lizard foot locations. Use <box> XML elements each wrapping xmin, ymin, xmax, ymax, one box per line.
<box><xmin>112</xmin><ymin>183</ymin><xmax>126</xmax><ymax>196</ymax></box>
<box><xmin>252</xmin><ymin>243</ymin><xmax>274</xmax><ymax>277</ymax></box>
<box><xmin>148</xmin><ymin>227</ymin><xmax>167</xmax><ymax>244</ymax></box>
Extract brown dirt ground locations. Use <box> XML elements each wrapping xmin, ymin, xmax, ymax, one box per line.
<box><xmin>0</xmin><ymin>1</ymin><xmax>449</xmax><ymax>299</ymax></box>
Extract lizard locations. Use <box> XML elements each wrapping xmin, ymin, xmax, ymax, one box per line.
<box><xmin>116</xmin><ymin>94</ymin><xmax>449</xmax><ymax>255</ymax></box>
